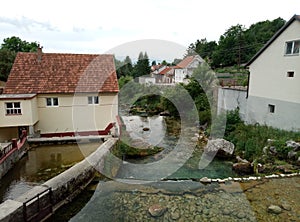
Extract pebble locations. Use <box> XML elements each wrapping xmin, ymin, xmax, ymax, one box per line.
<box><xmin>268</xmin><ymin>205</ymin><xmax>282</xmax><ymax>214</ymax></box>
<box><xmin>148</xmin><ymin>204</ymin><xmax>167</xmax><ymax>217</ymax></box>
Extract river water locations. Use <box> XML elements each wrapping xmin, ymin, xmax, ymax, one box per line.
<box><xmin>0</xmin><ymin>142</ymin><xmax>100</xmax><ymax>203</ymax></box>
<box><xmin>69</xmin><ymin>116</ymin><xmax>300</xmax><ymax>221</ymax></box>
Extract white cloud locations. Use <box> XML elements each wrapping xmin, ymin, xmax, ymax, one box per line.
<box><xmin>0</xmin><ymin>0</ymin><xmax>297</xmax><ymax>60</ymax></box>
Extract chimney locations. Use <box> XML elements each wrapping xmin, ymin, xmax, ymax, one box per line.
<box><xmin>37</xmin><ymin>45</ymin><xmax>43</xmax><ymax>62</ymax></box>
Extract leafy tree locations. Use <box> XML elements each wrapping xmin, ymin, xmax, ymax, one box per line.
<box><xmin>0</xmin><ymin>49</ymin><xmax>16</xmax><ymax>81</ymax></box>
<box><xmin>188</xmin><ymin>38</ymin><xmax>217</xmax><ymax>62</ymax></box>
<box><xmin>116</xmin><ymin>56</ymin><xmax>133</xmax><ymax>78</ymax></box>
<box><xmin>187</xmin><ymin>17</ymin><xmax>285</xmax><ymax>68</ymax></box>
<box><xmin>212</xmin><ymin>24</ymin><xmax>245</xmax><ymax>67</ymax></box>
<box><xmin>0</xmin><ymin>36</ymin><xmax>39</xmax><ymax>81</ymax></box>
<box><xmin>1</xmin><ymin>36</ymin><xmax>38</xmax><ymax>52</ymax></box>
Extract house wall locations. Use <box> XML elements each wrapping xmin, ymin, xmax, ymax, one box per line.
<box><xmin>247</xmin><ymin>20</ymin><xmax>300</xmax><ymax>130</ymax></box>
<box><xmin>217</xmin><ymin>88</ymin><xmax>247</xmax><ymax>120</ymax></box>
<box><xmin>0</xmin><ymin>97</ymin><xmax>38</xmax><ymax>128</ymax></box>
<box><xmin>174</xmin><ymin>69</ymin><xmax>186</xmax><ymax>83</ymax></box>
<box><xmin>35</xmin><ymin>93</ymin><xmax>118</xmax><ymax>135</ymax></box>
<box><xmin>249</xmin><ymin>21</ymin><xmax>300</xmax><ymax>103</ymax></box>
<box><xmin>246</xmin><ymin>95</ymin><xmax>300</xmax><ymax>131</ymax></box>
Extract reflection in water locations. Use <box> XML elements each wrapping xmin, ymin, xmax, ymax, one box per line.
<box><xmin>0</xmin><ymin>143</ymin><xmax>100</xmax><ymax>203</ymax></box>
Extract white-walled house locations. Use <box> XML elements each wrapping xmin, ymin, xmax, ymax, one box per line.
<box><xmin>246</xmin><ymin>14</ymin><xmax>300</xmax><ymax>131</ymax></box>
<box><xmin>218</xmin><ymin>15</ymin><xmax>300</xmax><ymax>131</ymax></box>
<box><xmin>0</xmin><ymin>48</ymin><xmax>119</xmax><ymax>141</ymax></box>
<box><xmin>174</xmin><ymin>55</ymin><xmax>204</xmax><ymax>83</ymax></box>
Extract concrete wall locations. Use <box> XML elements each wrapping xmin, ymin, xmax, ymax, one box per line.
<box><xmin>217</xmin><ymin>87</ymin><xmax>300</xmax><ymax>131</ymax></box>
<box><xmin>217</xmin><ymin>87</ymin><xmax>247</xmax><ymax>120</ymax></box>
<box><xmin>0</xmin><ymin>140</ymin><xmax>28</xmax><ymax>179</ymax></box>
<box><xmin>36</xmin><ymin>93</ymin><xmax>118</xmax><ymax>135</ymax></box>
<box><xmin>246</xmin><ymin>95</ymin><xmax>300</xmax><ymax>131</ymax></box>
<box><xmin>0</xmin><ymin>138</ymin><xmax>119</xmax><ymax>222</ymax></box>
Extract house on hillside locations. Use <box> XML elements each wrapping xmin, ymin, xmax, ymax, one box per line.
<box><xmin>218</xmin><ymin>14</ymin><xmax>300</xmax><ymax>131</ymax></box>
<box><xmin>0</xmin><ymin>47</ymin><xmax>119</xmax><ymax>141</ymax></box>
<box><xmin>174</xmin><ymin>55</ymin><xmax>204</xmax><ymax>83</ymax></box>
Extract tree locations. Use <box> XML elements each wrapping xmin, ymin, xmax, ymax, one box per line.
<box><xmin>0</xmin><ymin>49</ymin><xmax>16</xmax><ymax>81</ymax></box>
<box><xmin>115</xmin><ymin>55</ymin><xmax>133</xmax><ymax>78</ymax></box>
<box><xmin>212</xmin><ymin>24</ymin><xmax>245</xmax><ymax>67</ymax></box>
<box><xmin>0</xmin><ymin>36</ymin><xmax>39</xmax><ymax>81</ymax></box>
<box><xmin>1</xmin><ymin>36</ymin><xmax>38</xmax><ymax>52</ymax></box>
<box><xmin>132</xmin><ymin>51</ymin><xmax>150</xmax><ymax>78</ymax></box>
<box><xmin>188</xmin><ymin>39</ymin><xmax>217</xmax><ymax>62</ymax></box>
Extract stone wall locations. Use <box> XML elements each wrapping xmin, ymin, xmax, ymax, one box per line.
<box><xmin>0</xmin><ymin>138</ymin><xmax>118</xmax><ymax>222</ymax></box>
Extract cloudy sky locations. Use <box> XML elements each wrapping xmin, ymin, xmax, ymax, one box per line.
<box><xmin>0</xmin><ymin>0</ymin><xmax>297</xmax><ymax>61</ymax></box>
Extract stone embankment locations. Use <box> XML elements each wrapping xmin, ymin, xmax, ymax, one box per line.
<box><xmin>0</xmin><ymin>138</ymin><xmax>118</xmax><ymax>222</ymax></box>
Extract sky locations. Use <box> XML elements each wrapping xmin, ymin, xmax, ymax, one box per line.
<box><xmin>0</xmin><ymin>0</ymin><xmax>297</xmax><ymax>62</ymax></box>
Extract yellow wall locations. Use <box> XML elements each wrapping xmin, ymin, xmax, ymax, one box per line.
<box><xmin>36</xmin><ymin>93</ymin><xmax>118</xmax><ymax>135</ymax></box>
<box><xmin>0</xmin><ymin>97</ymin><xmax>38</xmax><ymax>127</ymax></box>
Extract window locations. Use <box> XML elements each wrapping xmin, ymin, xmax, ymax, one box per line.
<box><xmin>287</xmin><ymin>71</ymin><xmax>294</xmax><ymax>77</ymax></box>
<box><xmin>6</xmin><ymin>102</ymin><xmax>21</xmax><ymax>115</ymax></box>
<box><xmin>268</xmin><ymin>104</ymin><xmax>275</xmax><ymax>113</ymax></box>
<box><xmin>285</xmin><ymin>40</ymin><xmax>300</xmax><ymax>55</ymax></box>
<box><xmin>88</xmin><ymin>96</ymin><xmax>99</xmax><ymax>105</ymax></box>
<box><xmin>46</xmin><ymin>98</ymin><xmax>59</xmax><ymax>106</ymax></box>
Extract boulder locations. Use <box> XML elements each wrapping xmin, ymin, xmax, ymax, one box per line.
<box><xmin>287</xmin><ymin>151</ymin><xmax>297</xmax><ymax>160</ymax></box>
<box><xmin>148</xmin><ymin>204</ymin><xmax>167</xmax><ymax>217</ymax></box>
<box><xmin>232</xmin><ymin>162</ymin><xmax>254</xmax><ymax>175</ymax></box>
<box><xmin>269</xmin><ymin>146</ymin><xmax>277</xmax><ymax>155</ymax></box>
<box><xmin>236</xmin><ymin>155</ymin><xmax>249</xmax><ymax>163</ymax></box>
<box><xmin>286</xmin><ymin>140</ymin><xmax>300</xmax><ymax>151</ymax></box>
<box><xmin>204</xmin><ymin>139</ymin><xmax>235</xmax><ymax>159</ymax></box>
<box><xmin>268</xmin><ymin>205</ymin><xmax>282</xmax><ymax>214</ymax></box>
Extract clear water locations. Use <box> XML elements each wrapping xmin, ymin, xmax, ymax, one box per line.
<box><xmin>117</xmin><ymin>115</ymin><xmax>237</xmax><ymax>180</ymax></box>
<box><xmin>0</xmin><ymin>143</ymin><xmax>100</xmax><ymax>203</ymax></box>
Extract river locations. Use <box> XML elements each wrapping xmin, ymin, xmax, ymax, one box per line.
<box><xmin>68</xmin><ymin>115</ymin><xmax>300</xmax><ymax>221</ymax></box>
<box><xmin>0</xmin><ymin>142</ymin><xmax>100</xmax><ymax>203</ymax></box>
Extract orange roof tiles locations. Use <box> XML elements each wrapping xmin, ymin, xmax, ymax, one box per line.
<box><xmin>4</xmin><ymin>52</ymin><xmax>119</xmax><ymax>94</ymax></box>
<box><xmin>159</xmin><ymin>67</ymin><xmax>175</xmax><ymax>75</ymax></box>
<box><xmin>176</xmin><ymin>56</ymin><xmax>195</xmax><ymax>68</ymax></box>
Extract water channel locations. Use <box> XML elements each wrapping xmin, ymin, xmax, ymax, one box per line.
<box><xmin>0</xmin><ymin>142</ymin><xmax>100</xmax><ymax>203</ymax></box>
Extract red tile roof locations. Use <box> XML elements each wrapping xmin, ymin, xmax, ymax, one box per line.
<box><xmin>176</xmin><ymin>56</ymin><xmax>195</xmax><ymax>68</ymax></box>
<box><xmin>4</xmin><ymin>52</ymin><xmax>119</xmax><ymax>94</ymax></box>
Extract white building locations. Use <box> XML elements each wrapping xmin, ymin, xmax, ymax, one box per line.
<box><xmin>174</xmin><ymin>55</ymin><xmax>204</xmax><ymax>83</ymax></box>
<box><xmin>218</xmin><ymin>15</ymin><xmax>300</xmax><ymax>131</ymax></box>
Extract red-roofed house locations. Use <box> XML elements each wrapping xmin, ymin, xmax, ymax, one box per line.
<box><xmin>0</xmin><ymin>48</ymin><xmax>119</xmax><ymax>141</ymax></box>
<box><xmin>174</xmin><ymin>55</ymin><xmax>204</xmax><ymax>83</ymax></box>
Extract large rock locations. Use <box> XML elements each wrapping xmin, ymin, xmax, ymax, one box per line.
<box><xmin>286</xmin><ymin>140</ymin><xmax>300</xmax><ymax>151</ymax></box>
<box><xmin>232</xmin><ymin>162</ymin><xmax>254</xmax><ymax>175</ymax></box>
<box><xmin>204</xmin><ymin>139</ymin><xmax>235</xmax><ymax>158</ymax></box>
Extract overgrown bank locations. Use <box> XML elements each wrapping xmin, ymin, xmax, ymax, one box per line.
<box><xmin>224</xmin><ymin>109</ymin><xmax>300</xmax><ymax>175</ymax></box>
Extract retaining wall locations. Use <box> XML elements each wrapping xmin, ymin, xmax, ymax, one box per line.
<box><xmin>0</xmin><ymin>138</ymin><xmax>118</xmax><ymax>222</ymax></box>
<box><xmin>0</xmin><ymin>137</ymin><xmax>28</xmax><ymax>179</ymax></box>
